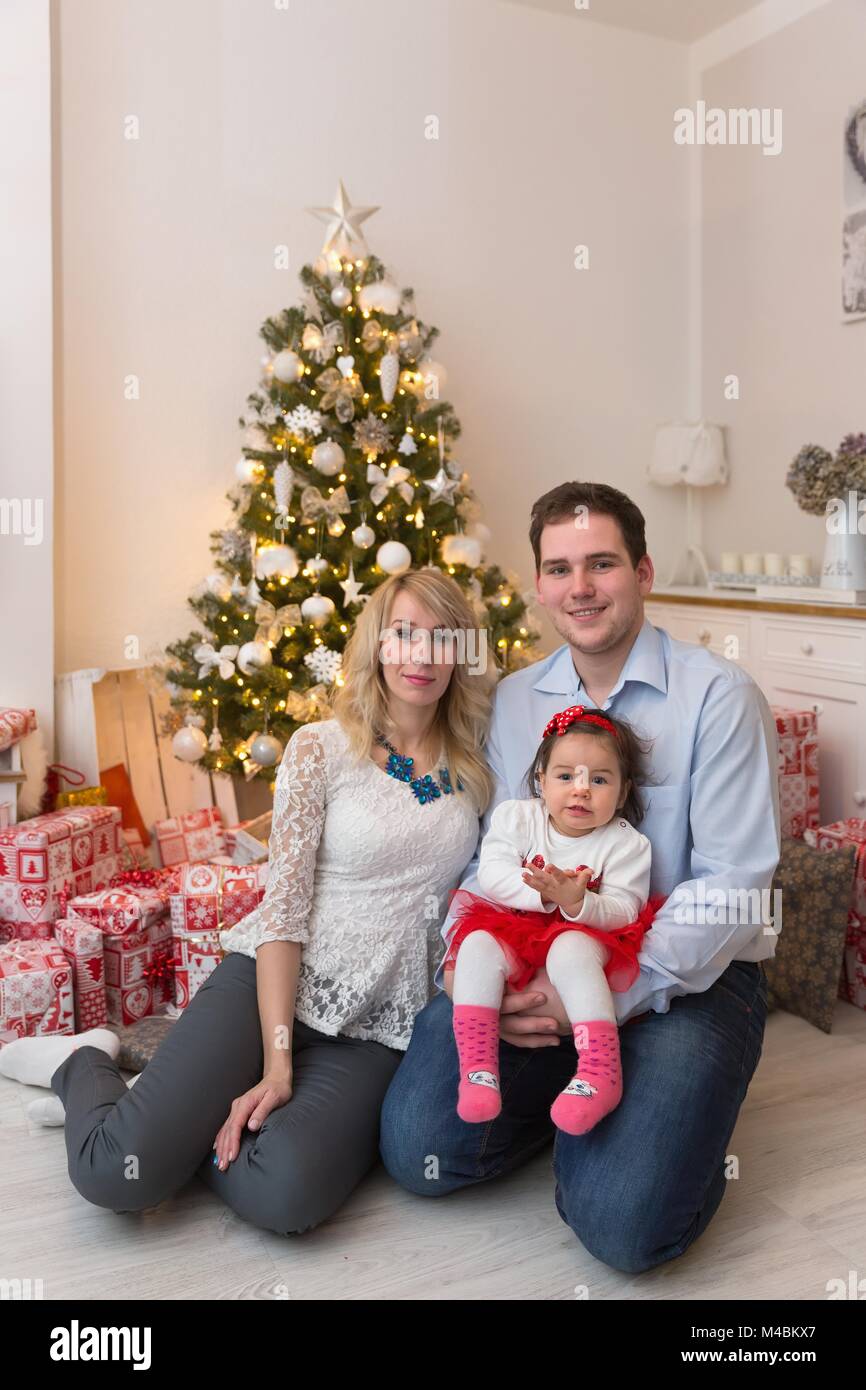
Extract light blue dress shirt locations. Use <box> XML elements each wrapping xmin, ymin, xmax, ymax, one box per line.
<box><xmin>436</xmin><ymin>615</ymin><xmax>782</xmax><ymax>1025</ymax></box>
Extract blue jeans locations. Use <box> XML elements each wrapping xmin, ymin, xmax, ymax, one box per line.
<box><xmin>379</xmin><ymin>958</ymin><xmax>768</xmax><ymax>1274</ymax></box>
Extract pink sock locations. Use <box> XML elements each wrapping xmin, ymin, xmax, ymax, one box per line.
<box><xmin>453</xmin><ymin>1003</ymin><xmax>502</xmax><ymax>1123</ymax></box>
<box><xmin>551</xmin><ymin>1019</ymin><xmax>622</xmax><ymax>1136</ymax></box>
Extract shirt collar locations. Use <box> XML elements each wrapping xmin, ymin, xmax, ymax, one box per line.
<box><xmin>531</xmin><ymin>616</ymin><xmax>668</xmax><ymax>702</ymax></box>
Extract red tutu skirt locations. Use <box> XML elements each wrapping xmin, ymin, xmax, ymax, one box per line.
<box><xmin>443</xmin><ymin>888</ymin><xmax>666</xmax><ymax>994</ymax></box>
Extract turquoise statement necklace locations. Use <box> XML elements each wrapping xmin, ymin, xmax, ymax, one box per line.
<box><xmin>375</xmin><ymin>733</ymin><xmax>463</xmax><ymax>805</ymax></box>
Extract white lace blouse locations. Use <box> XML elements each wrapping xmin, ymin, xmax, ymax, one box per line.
<box><xmin>219</xmin><ymin>717</ymin><xmax>481</xmax><ymax>1050</ymax></box>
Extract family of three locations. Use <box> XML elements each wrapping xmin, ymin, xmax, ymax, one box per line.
<box><xmin>2</xmin><ymin>480</ymin><xmax>781</xmax><ymax>1275</ymax></box>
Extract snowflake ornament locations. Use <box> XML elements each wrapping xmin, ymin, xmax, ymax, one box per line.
<box><xmin>285</xmin><ymin>405</ymin><xmax>323</xmax><ymax>438</ymax></box>
<box><xmin>304</xmin><ymin>646</ymin><xmax>343</xmax><ymax>684</ymax></box>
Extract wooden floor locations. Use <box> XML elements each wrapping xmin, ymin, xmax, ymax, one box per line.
<box><xmin>2</xmin><ymin>1001</ymin><xmax>865</xmax><ymax>1301</ymax></box>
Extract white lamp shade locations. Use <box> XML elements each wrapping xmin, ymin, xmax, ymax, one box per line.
<box><xmin>649</xmin><ymin>421</ymin><xmax>728</xmax><ymax>488</ymax></box>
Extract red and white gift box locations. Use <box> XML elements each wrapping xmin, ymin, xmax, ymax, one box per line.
<box><xmin>66</xmin><ymin>884</ymin><xmax>170</xmax><ymax>937</ymax></box>
<box><xmin>771</xmin><ymin>705</ymin><xmax>820</xmax><ymax>840</ymax></box>
<box><xmin>804</xmin><ymin>818</ymin><xmax>866</xmax><ymax>1011</ymax></box>
<box><xmin>0</xmin><ymin>805</ymin><xmax>122</xmax><ymax>940</ymax></box>
<box><xmin>0</xmin><ymin>708</ymin><xmax>38</xmax><ymax>752</ymax></box>
<box><xmin>54</xmin><ymin>918</ymin><xmax>107</xmax><ymax>1030</ymax></box>
<box><xmin>102</xmin><ymin>916</ymin><xmax>175</xmax><ymax>1026</ymax></box>
<box><xmin>168</xmin><ymin>861</ymin><xmax>268</xmax><ymax>935</ymax></box>
<box><xmin>172</xmin><ymin>927</ymin><xmax>223</xmax><ymax>1010</ymax></box>
<box><xmin>0</xmin><ymin>939</ymin><xmax>74</xmax><ymax>1040</ymax></box>
<box><xmin>152</xmin><ymin>806</ymin><xmax>226</xmax><ymax>867</ymax></box>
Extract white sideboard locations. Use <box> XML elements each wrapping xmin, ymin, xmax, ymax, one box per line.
<box><xmin>645</xmin><ymin>587</ymin><xmax>866</xmax><ymax>827</ymax></box>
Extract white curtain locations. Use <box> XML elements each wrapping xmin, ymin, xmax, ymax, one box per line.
<box><xmin>54</xmin><ymin>669</ymin><xmax>105</xmax><ymax>786</ymax></box>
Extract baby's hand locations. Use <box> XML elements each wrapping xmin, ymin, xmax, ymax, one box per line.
<box><xmin>521</xmin><ymin>863</ymin><xmax>593</xmax><ymax>914</ymax></box>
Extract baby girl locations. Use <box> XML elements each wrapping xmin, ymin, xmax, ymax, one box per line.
<box><xmin>444</xmin><ymin>703</ymin><xmax>662</xmax><ymax>1136</ymax></box>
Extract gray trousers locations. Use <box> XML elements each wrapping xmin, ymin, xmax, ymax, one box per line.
<box><xmin>50</xmin><ymin>952</ymin><xmax>403</xmax><ymax>1236</ymax></box>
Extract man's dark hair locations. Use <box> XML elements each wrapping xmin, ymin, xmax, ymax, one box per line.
<box><xmin>529</xmin><ymin>482</ymin><xmax>648</xmax><ymax>572</ymax></box>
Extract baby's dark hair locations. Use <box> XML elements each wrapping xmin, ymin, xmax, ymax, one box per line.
<box><xmin>521</xmin><ymin>710</ymin><xmax>653</xmax><ymax>826</ymax></box>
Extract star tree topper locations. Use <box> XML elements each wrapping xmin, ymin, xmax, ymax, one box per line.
<box><xmin>307</xmin><ymin>180</ymin><xmax>380</xmax><ymax>258</ymax></box>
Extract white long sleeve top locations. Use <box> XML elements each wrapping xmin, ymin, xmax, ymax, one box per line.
<box><xmin>477</xmin><ymin>798</ymin><xmax>652</xmax><ymax>929</ymax></box>
<box><xmin>218</xmin><ymin>718</ymin><xmax>480</xmax><ymax>1050</ymax></box>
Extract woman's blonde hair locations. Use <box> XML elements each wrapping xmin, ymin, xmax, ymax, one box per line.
<box><xmin>329</xmin><ymin>568</ymin><xmax>498</xmax><ymax>814</ymax></box>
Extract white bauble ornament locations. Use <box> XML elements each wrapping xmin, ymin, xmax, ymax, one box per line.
<box><xmin>311</xmin><ymin>439</ymin><xmax>344</xmax><ymax>476</ymax></box>
<box><xmin>330</xmin><ymin>284</ymin><xmax>352</xmax><ymax>308</ymax></box>
<box><xmin>467</xmin><ymin>522</ymin><xmax>492</xmax><ymax>553</ymax></box>
<box><xmin>254</xmin><ymin>544</ymin><xmax>299</xmax><ymax>580</ymax></box>
<box><xmin>250</xmin><ymin>733</ymin><xmax>283</xmax><ymax>767</ymax></box>
<box><xmin>358</xmin><ymin>281</ymin><xmax>401</xmax><ymax>315</ymax></box>
<box><xmin>379</xmin><ymin>350</ymin><xmax>399</xmax><ymax>404</ymax></box>
<box><xmin>352</xmin><ymin>522</ymin><xmax>376</xmax><ymax>549</ymax></box>
<box><xmin>205</xmin><ymin>572</ymin><xmax>232</xmax><ymax>602</ymax></box>
<box><xmin>377</xmin><ymin>540</ymin><xmax>412</xmax><ymax>575</ymax></box>
<box><xmin>272</xmin><ymin>350</ymin><xmax>304</xmax><ymax>383</ymax></box>
<box><xmin>172</xmin><ymin>725</ymin><xmax>208</xmax><ymax>763</ymax></box>
<box><xmin>307</xmin><ymin>553</ymin><xmax>329</xmax><ymax>578</ymax></box>
<box><xmin>441</xmin><ymin>533</ymin><xmax>483</xmax><ymax>569</ymax></box>
<box><xmin>301</xmin><ymin>593</ymin><xmax>336</xmax><ymax>628</ymax></box>
<box><xmin>235</xmin><ymin>457</ymin><xmax>263</xmax><ymax>484</ymax></box>
<box><xmin>237</xmin><ymin>640</ymin><xmax>273</xmax><ymax>675</ymax></box>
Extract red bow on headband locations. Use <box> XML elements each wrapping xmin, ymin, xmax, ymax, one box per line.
<box><xmin>542</xmin><ymin>705</ymin><xmax>617</xmax><ymax>739</ymax></box>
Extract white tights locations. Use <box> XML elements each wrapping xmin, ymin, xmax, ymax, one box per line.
<box><xmin>451</xmin><ymin>928</ymin><xmax>617</xmax><ymax>1025</ymax></box>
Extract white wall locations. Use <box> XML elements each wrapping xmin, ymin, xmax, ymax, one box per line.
<box><xmin>698</xmin><ymin>0</ymin><xmax>866</xmax><ymax>571</ymax></box>
<box><xmin>54</xmin><ymin>0</ymin><xmax>689</xmax><ymax>668</ymax></box>
<box><xmin>0</xmin><ymin>0</ymin><xmax>54</xmax><ymax>749</ymax></box>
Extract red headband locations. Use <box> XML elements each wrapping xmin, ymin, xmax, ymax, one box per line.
<box><xmin>542</xmin><ymin>704</ymin><xmax>617</xmax><ymax>740</ymax></box>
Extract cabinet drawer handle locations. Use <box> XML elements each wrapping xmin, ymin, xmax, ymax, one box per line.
<box><xmin>800</xmin><ymin>640</ymin><xmax>814</xmax><ymax>655</ymax></box>
<box><xmin>698</xmin><ymin>627</ymin><xmax>711</xmax><ymax>644</ymax></box>
<box><xmin>811</xmin><ymin>702</ymin><xmax>824</xmax><ymax>716</ymax></box>
<box><xmin>855</xmin><ymin>791</ymin><xmax>866</xmax><ymax>807</ymax></box>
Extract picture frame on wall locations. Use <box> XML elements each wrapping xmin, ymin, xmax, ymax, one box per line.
<box><xmin>842</xmin><ymin>98</ymin><xmax>866</xmax><ymax>323</ymax></box>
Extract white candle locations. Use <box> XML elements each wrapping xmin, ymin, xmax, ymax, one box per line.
<box><xmin>789</xmin><ymin>554</ymin><xmax>812</xmax><ymax>578</ymax></box>
<box><xmin>743</xmin><ymin>552</ymin><xmax>764</xmax><ymax>575</ymax></box>
<box><xmin>763</xmin><ymin>553</ymin><xmax>785</xmax><ymax>577</ymax></box>
<box><xmin>721</xmin><ymin>551</ymin><xmax>742</xmax><ymax>573</ymax></box>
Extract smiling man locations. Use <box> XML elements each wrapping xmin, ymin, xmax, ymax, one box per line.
<box><xmin>380</xmin><ymin>480</ymin><xmax>781</xmax><ymax>1275</ymax></box>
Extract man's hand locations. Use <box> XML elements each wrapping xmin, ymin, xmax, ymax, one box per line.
<box><xmin>443</xmin><ymin>965</ymin><xmax>572</xmax><ymax>1047</ymax></box>
<box><xmin>522</xmin><ymin>863</ymin><xmax>593</xmax><ymax>916</ymax></box>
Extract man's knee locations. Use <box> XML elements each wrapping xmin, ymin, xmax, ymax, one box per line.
<box><xmin>555</xmin><ymin>1167</ymin><xmax>708</xmax><ymax>1275</ymax></box>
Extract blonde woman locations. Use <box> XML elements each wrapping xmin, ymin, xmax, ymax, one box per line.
<box><xmin>5</xmin><ymin>571</ymin><xmax>496</xmax><ymax>1235</ymax></box>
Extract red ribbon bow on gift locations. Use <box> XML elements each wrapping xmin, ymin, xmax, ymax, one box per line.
<box><xmin>542</xmin><ymin>704</ymin><xmax>617</xmax><ymax>740</ymax></box>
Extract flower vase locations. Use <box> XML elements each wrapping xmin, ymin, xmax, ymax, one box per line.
<box><xmin>821</xmin><ymin>494</ymin><xmax>866</xmax><ymax>590</ymax></box>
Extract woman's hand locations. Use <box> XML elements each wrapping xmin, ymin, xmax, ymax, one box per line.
<box><xmin>212</xmin><ymin>1067</ymin><xmax>294</xmax><ymax>1171</ymax></box>
<box><xmin>521</xmin><ymin>863</ymin><xmax>593</xmax><ymax>916</ymax></box>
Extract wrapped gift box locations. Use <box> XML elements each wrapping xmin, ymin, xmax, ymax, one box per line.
<box><xmin>172</xmin><ymin>927</ymin><xmax>224</xmax><ymax>1009</ymax></box>
<box><xmin>152</xmin><ymin>806</ymin><xmax>226</xmax><ymax>867</ymax></box>
<box><xmin>804</xmin><ymin>818</ymin><xmax>866</xmax><ymax>1010</ymax></box>
<box><xmin>0</xmin><ymin>921</ymin><xmax>54</xmax><ymax>945</ymax></box>
<box><xmin>0</xmin><ymin>708</ymin><xmax>38</xmax><ymax>752</ymax></box>
<box><xmin>169</xmin><ymin>861</ymin><xmax>269</xmax><ymax>935</ymax></box>
<box><xmin>0</xmin><ymin>939</ymin><xmax>74</xmax><ymax>1039</ymax></box>
<box><xmin>54</xmin><ymin>918</ymin><xmax>107</xmax><ymax>1030</ymax></box>
<box><xmin>0</xmin><ymin>805</ymin><xmax>122</xmax><ymax>935</ymax></box>
<box><xmin>103</xmin><ymin>916</ymin><xmax>175</xmax><ymax>1026</ymax></box>
<box><xmin>771</xmin><ymin>706</ymin><xmax>820</xmax><ymax>840</ymax></box>
<box><xmin>67</xmin><ymin>884</ymin><xmax>170</xmax><ymax>937</ymax></box>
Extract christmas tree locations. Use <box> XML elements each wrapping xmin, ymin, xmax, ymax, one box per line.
<box><xmin>162</xmin><ymin>183</ymin><xmax>540</xmax><ymax>782</ymax></box>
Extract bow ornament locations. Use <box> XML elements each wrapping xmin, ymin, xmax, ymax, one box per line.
<box><xmin>194</xmin><ymin>643</ymin><xmax>239</xmax><ymax>680</ymax></box>
<box><xmin>299</xmin><ymin>484</ymin><xmax>352</xmax><ymax>526</ymax></box>
<box><xmin>366</xmin><ymin>462</ymin><xmax>414</xmax><ymax>506</ymax></box>
<box><xmin>254</xmin><ymin>601</ymin><xmax>302</xmax><ymax>645</ymax></box>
